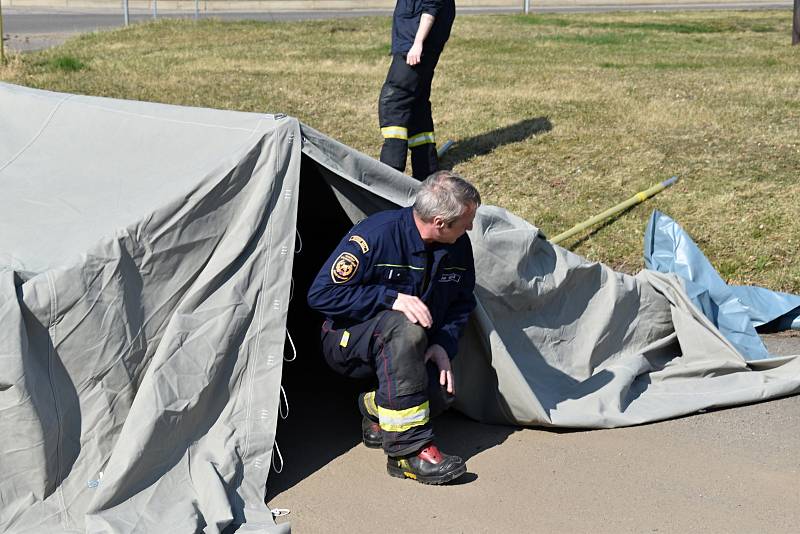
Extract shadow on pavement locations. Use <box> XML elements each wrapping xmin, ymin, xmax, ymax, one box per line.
<box><xmin>265</xmin><ymin>364</ymin><xmax>519</xmax><ymax>499</ymax></box>
<box><xmin>264</xmin><ymin>367</ymin><xmax>365</xmax><ymax>501</ymax></box>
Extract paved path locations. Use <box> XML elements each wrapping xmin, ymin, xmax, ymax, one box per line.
<box><xmin>271</xmin><ymin>331</ymin><xmax>800</xmax><ymax>533</ymax></box>
<box><xmin>2</xmin><ymin>2</ymin><xmax>793</xmax><ymax>52</ymax></box>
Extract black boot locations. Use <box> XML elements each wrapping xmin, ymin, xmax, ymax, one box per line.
<box><xmin>361</xmin><ymin>416</ymin><xmax>383</xmax><ymax>449</ymax></box>
<box><xmin>358</xmin><ymin>392</ymin><xmax>383</xmax><ymax>449</ymax></box>
<box><xmin>387</xmin><ymin>443</ymin><xmax>466</xmax><ymax>485</ymax></box>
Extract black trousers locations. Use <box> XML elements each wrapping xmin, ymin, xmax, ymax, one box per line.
<box><xmin>378</xmin><ymin>52</ymin><xmax>441</xmax><ymax>180</ymax></box>
<box><xmin>320</xmin><ymin>310</ymin><xmax>452</xmax><ymax>457</ymax></box>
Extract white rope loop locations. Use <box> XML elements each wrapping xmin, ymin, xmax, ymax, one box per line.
<box><xmin>279</xmin><ymin>385</ymin><xmax>290</xmax><ymax>420</ymax></box>
<box><xmin>271</xmin><ymin>441</ymin><xmax>284</xmax><ymax>474</ymax></box>
<box><xmin>284</xmin><ymin>330</ymin><xmax>297</xmax><ymax>362</ymax></box>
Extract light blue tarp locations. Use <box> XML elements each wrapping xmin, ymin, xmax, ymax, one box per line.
<box><xmin>644</xmin><ymin>210</ymin><xmax>800</xmax><ymax>361</ymax></box>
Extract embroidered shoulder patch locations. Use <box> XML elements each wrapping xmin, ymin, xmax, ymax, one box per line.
<box><xmin>348</xmin><ymin>235</ymin><xmax>369</xmax><ymax>254</ymax></box>
<box><xmin>331</xmin><ymin>252</ymin><xmax>360</xmax><ymax>284</ymax></box>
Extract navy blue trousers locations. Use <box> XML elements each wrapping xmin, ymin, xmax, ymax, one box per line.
<box><xmin>320</xmin><ymin>310</ymin><xmax>451</xmax><ymax>456</ymax></box>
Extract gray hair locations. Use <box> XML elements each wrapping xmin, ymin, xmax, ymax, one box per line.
<box><xmin>413</xmin><ymin>170</ymin><xmax>481</xmax><ymax>225</ymax></box>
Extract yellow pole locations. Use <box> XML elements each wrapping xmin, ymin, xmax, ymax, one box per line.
<box><xmin>550</xmin><ymin>176</ymin><xmax>678</xmax><ymax>245</ymax></box>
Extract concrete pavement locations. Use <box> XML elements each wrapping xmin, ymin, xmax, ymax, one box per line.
<box><xmin>269</xmin><ymin>332</ymin><xmax>800</xmax><ymax>533</ymax></box>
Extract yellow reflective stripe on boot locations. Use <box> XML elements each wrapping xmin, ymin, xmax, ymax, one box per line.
<box><xmin>363</xmin><ymin>391</ymin><xmax>379</xmax><ymax>419</ymax></box>
<box><xmin>381</xmin><ymin>126</ymin><xmax>408</xmax><ymax>140</ymax></box>
<box><xmin>378</xmin><ymin>401</ymin><xmax>430</xmax><ymax>432</ymax></box>
<box><xmin>408</xmin><ymin>131</ymin><xmax>435</xmax><ymax>148</ymax></box>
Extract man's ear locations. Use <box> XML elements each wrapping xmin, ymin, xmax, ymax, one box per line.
<box><xmin>433</xmin><ymin>216</ymin><xmax>446</xmax><ymax>229</ymax></box>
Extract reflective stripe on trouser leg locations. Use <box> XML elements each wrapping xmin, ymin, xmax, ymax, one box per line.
<box><xmin>360</xmin><ymin>390</ymin><xmax>380</xmax><ymax>422</ymax></box>
<box><xmin>378</xmin><ymin>401</ymin><xmax>430</xmax><ymax>432</ymax></box>
<box><xmin>408</xmin><ymin>131</ymin><xmax>435</xmax><ymax>147</ymax></box>
<box><xmin>381</xmin><ymin>126</ymin><xmax>408</xmax><ymax>140</ymax></box>
<box><xmin>378</xmin><ymin>395</ymin><xmax>434</xmax><ymax>457</ymax></box>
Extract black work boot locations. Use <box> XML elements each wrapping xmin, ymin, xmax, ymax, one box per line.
<box><xmin>361</xmin><ymin>416</ymin><xmax>383</xmax><ymax>449</ymax></box>
<box><xmin>358</xmin><ymin>392</ymin><xmax>383</xmax><ymax>449</ymax></box>
<box><xmin>387</xmin><ymin>443</ymin><xmax>466</xmax><ymax>485</ymax></box>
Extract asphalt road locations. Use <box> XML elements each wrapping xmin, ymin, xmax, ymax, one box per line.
<box><xmin>2</xmin><ymin>2</ymin><xmax>793</xmax><ymax>52</ymax></box>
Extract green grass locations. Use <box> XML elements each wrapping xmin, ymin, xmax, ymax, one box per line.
<box><xmin>1</xmin><ymin>11</ymin><xmax>798</xmax><ymax>291</ymax></box>
<box><xmin>42</xmin><ymin>55</ymin><xmax>87</xmax><ymax>72</ymax></box>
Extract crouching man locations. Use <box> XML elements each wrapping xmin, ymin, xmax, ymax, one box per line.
<box><xmin>307</xmin><ymin>170</ymin><xmax>480</xmax><ymax>485</ymax></box>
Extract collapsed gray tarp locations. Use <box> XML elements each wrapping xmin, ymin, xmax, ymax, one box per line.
<box><xmin>2</xmin><ymin>83</ymin><xmax>800</xmax><ymax>532</ymax></box>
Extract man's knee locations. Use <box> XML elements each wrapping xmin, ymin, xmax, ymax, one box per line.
<box><xmin>379</xmin><ymin>311</ymin><xmax>427</xmax><ymax>351</ymax></box>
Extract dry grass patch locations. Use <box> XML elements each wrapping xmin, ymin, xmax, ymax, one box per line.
<box><xmin>2</xmin><ymin>11</ymin><xmax>798</xmax><ymax>291</ymax></box>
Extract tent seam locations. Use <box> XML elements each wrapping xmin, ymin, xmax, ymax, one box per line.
<box><xmin>0</xmin><ymin>94</ymin><xmax>73</xmax><ymax>174</ymax></box>
<box><xmin>243</xmin><ymin>132</ymin><xmax>277</xmax><ymax>458</ymax></box>
<box><xmin>45</xmin><ymin>271</ymin><xmax>70</xmax><ymax>529</ymax></box>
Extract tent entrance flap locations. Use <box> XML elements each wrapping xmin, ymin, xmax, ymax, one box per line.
<box><xmin>266</xmin><ymin>155</ymin><xmax>401</xmax><ymax>501</ymax></box>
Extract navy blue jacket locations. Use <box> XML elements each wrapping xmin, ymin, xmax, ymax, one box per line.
<box><xmin>307</xmin><ymin>207</ymin><xmax>476</xmax><ymax>359</ymax></box>
<box><xmin>391</xmin><ymin>0</ymin><xmax>456</xmax><ymax>55</ymax></box>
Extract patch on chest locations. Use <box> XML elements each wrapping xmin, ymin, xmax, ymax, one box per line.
<box><xmin>331</xmin><ymin>252</ymin><xmax>360</xmax><ymax>284</ymax></box>
<box><xmin>348</xmin><ymin>235</ymin><xmax>369</xmax><ymax>254</ymax></box>
<box><xmin>439</xmin><ymin>272</ymin><xmax>462</xmax><ymax>283</ymax></box>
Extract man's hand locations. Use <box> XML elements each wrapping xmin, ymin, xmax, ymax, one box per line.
<box><xmin>406</xmin><ymin>42</ymin><xmax>423</xmax><ymax>66</ymax></box>
<box><xmin>425</xmin><ymin>344</ymin><xmax>454</xmax><ymax>395</ymax></box>
<box><xmin>392</xmin><ymin>293</ymin><xmax>432</xmax><ymax>328</ymax></box>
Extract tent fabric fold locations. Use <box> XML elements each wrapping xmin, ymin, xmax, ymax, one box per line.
<box><xmin>1</xmin><ymin>82</ymin><xmax>799</xmax><ymax>532</ymax></box>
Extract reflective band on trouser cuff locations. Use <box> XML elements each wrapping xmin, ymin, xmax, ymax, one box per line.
<box><xmin>378</xmin><ymin>401</ymin><xmax>430</xmax><ymax>432</ymax></box>
<box><xmin>408</xmin><ymin>131</ymin><xmax>435</xmax><ymax>148</ymax></box>
<box><xmin>364</xmin><ymin>391</ymin><xmax>379</xmax><ymax>419</ymax></box>
<box><xmin>381</xmin><ymin>126</ymin><xmax>408</xmax><ymax>140</ymax></box>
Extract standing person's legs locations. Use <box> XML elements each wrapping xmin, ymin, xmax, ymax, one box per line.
<box><xmin>378</xmin><ymin>54</ymin><xmax>421</xmax><ymax>174</ymax></box>
<box><xmin>408</xmin><ymin>51</ymin><xmax>441</xmax><ymax>180</ymax></box>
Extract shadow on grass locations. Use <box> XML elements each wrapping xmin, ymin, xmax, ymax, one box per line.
<box><xmin>440</xmin><ymin>117</ymin><xmax>552</xmax><ymax>167</ymax></box>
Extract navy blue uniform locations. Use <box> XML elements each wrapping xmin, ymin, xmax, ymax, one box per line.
<box><xmin>391</xmin><ymin>0</ymin><xmax>456</xmax><ymax>56</ymax></box>
<box><xmin>307</xmin><ymin>207</ymin><xmax>475</xmax><ymax>456</ymax></box>
<box><xmin>379</xmin><ymin>0</ymin><xmax>456</xmax><ymax>179</ymax></box>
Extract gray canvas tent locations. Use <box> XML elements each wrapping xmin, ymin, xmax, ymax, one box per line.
<box><xmin>2</xmin><ymin>82</ymin><xmax>799</xmax><ymax>533</ymax></box>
